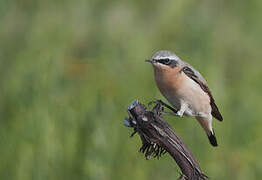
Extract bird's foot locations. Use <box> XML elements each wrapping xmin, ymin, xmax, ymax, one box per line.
<box><xmin>148</xmin><ymin>99</ymin><xmax>178</xmax><ymax>116</ymax></box>
<box><xmin>148</xmin><ymin>100</ymin><xmax>164</xmax><ymax>116</ymax></box>
<box><xmin>148</xmin><ymin>99</ymin><xmax>163</xmax><ymax>107</ymax></box>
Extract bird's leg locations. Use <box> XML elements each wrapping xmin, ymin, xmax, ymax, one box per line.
<box><xmin>161</xmin><ymin>111</ymin><xmax>180</xmax><ymax>117</ymax></box>
<box><xmin>176</xmin><ymin>102</ymin><xmax>187</xmax><ymax>117</ymax></box>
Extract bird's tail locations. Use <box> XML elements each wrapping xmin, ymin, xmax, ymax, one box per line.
<box><xmin>207</xmin><ymin>130</ymin><xmax>218</xmax><ymax>147</ymax></box>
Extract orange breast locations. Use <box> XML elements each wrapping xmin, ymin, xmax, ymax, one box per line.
<box><xmin>153</xmin><ymin>64</ymin><xmax>211</xmax><ymax>115</ymax></box>
<box><xmin>154</xmin><ymin>65</ymin><xmax>183</xmax><ymax>95</ymax></box>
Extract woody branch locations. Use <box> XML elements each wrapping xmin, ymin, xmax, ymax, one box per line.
<box><xmin>124</xmin><ymin>100</ymin><xmax>208</xmax><ymax>180</ymax></box>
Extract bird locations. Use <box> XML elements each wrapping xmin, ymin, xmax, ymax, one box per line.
<box><xmin>146</xmin><ymin>50</ymin><xmax>223</xmax><ymax>147</ymax></box>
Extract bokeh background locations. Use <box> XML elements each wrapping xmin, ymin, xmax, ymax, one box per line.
<box><xmin>1</xmin><ymin>0</ymin><xmax>262</xmax><ymax>179</ymax></box>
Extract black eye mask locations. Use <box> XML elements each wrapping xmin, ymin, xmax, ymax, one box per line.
<box><xmin>157</xmin><ymin>58</ymin><xmax>171</xmax><ymax>65</ymax></box>
<box><xmin>156</xmin><ymin>58</ymin><xmax>178</xmax><ymax>68</ymax></box>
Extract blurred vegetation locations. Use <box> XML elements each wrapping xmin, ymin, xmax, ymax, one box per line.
<box><xmin>0</xmin><ymin>0</ymin><xmax>262</xmax><ymax>179</ymax></box>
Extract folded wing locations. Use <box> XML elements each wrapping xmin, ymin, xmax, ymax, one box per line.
<box><xmin>181</xmin><ymin>66</ymin><xmax>223</xmax><ymax>121</ymax></box>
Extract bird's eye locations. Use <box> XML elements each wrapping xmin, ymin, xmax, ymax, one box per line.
<box><xmin>158</xmin><ymin>58</ymin><xmax>171</xmax><ymax>65</ymax></box>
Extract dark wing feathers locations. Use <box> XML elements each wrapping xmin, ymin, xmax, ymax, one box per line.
<box><xmin>181</xmin><ymin>66</ymin><xmax>223</xmax><ymax>121</ymax></box>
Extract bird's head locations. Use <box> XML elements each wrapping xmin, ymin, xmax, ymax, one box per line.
<box><xmin>145</xmin><ymin>50</ymin><xmax>181</xmax><ymax>70</ymax></box>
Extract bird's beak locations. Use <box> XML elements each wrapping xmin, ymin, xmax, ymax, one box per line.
<box><xmin>145</xmin><ymin>58</ymin><xmax>155</xmax><ymax>63</ymax></box>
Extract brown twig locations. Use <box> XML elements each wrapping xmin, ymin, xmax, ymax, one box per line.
<box><xmin>124</xmin><ymin>100</ymin><xmax>208</xmax><ymax>180</ymax></box>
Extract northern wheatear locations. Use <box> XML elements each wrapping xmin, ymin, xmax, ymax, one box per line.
<box><xmin>146</xmin><ymin>50</ymin><xmax>223</xmax><ymax>146</ymax></box>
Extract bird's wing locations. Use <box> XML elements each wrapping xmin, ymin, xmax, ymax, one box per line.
<box><xmin>181</xmin><ymin>65</ymin><xmax>223</xmax><ymax>121</ymax></box>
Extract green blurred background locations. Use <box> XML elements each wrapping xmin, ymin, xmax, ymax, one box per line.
<box><xmin>1</xmin><ymin>0</ymin><xmax>262</xmax><ymax>179</ymax></box>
